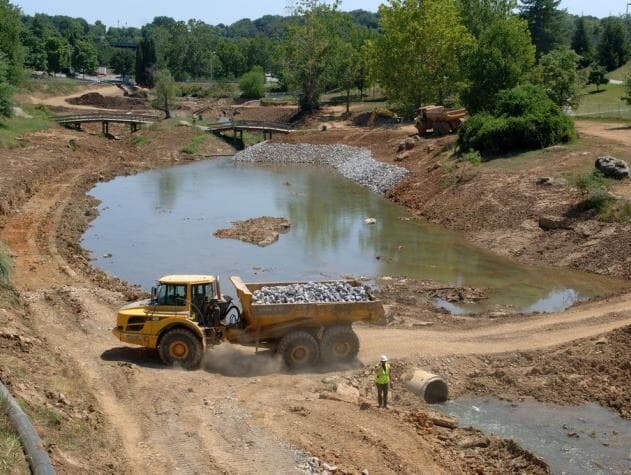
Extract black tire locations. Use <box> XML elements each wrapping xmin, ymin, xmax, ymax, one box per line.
<box><xmin>158</xmin><ymin>328</ymin><xmax>203</xmax><ymax>370</ymax></box>
<box><xmin>278</xmin><ymin>331</ymin><xmax>320</xmax><ymax>369</ymax></box>
<box><xmin>320</xmin><ymin>326</ymin><xmax>360</xmax><ymax>364</ymax></box>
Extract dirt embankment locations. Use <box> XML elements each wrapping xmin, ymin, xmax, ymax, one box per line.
<box><xmin>278</xmin><ymin>125</ymin><xmax>631</xmax><ymax>279</ymax></box>
<box><xmin>1</xmin><ymin>92</ymin><xmax>629</xmax><ymax>473</ymax></box>
<box><xmin>0</xmin><ymin>116</ymin><xmax>563</xmax><ymax>473</ymax></box>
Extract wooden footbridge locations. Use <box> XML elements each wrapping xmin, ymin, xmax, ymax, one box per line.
<box><xmin>55</xmin><ymin>113</ymin><xmax>161</xmax><ymax>134</ymax></box>
<box><xmin>205</xmin><ymin>120</ymin><xmax>294</xmax><ymax>141</ymax></box>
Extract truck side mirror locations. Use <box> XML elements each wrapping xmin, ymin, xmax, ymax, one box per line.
<box><xmin>151</xmin><ymin>286</ymin><xmax>157</xmax><ymax>301</ymax></box>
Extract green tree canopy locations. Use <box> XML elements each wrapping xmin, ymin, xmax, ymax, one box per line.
<box><xmin>284</xmin><ymin>0</ymin><xmax>345</xmax><ymax>112</ymax></box>
<box><xmin>374</xmin><ymin>0</ymin><xmax>474</xmax><ymax>110</ymax></box>
<box><xmin>571</xmin><ymin>16</ymin><xmax>593</xmax><ymax>66</ymax></box>
<box><xmin>0</xmin><ymin>0</ymin><xmax>25</xmax><ymax>83</ymax></box>
<box><xmin>239</xmin><ymin>66</ymin><xmax>265</xmax><ymax>99</ymax></box>
<box><xmin>461</xmin><ymin>15</ymin><xmax>535</xmax><ymax>113</ymax></box>
<box><xmin>0</xmin><ymin>52</ymin><xmax>14</xmax><ymax>118</ymax></box>
<box><xmin>110</xmin><ymin>48</ymin><xmax>135</xmax><ymax>76</ymax></box>
<box><xmin>519</xmin><ymin>0</ymin><xmax>564</xmax><ymax>57</ymax></box>
<box><xmin>540</xmin><ymin>47</ymin><xmax>581</xmax><ymax>108</ymax></box>
<box><xmin>588</xmin><ymin>65</ymin><xmax>608</xmax><ymax>92</ymax></box>
<box><xmin>153</xmin><ymin>69</ymin><xmax>177</xmax><ymax>118</ymax></box>
<box><xmin>72</xmin><ymin>39</ymin><xmax>97</xmax><ymax>74</ymax></box>
<box><xmin>45</xmin><ymin>36</ymin><xmax>71</xmax><ymax>73</ymax></box>
<box><xmin>457</xmin><ymin>0</ymin><xmax>516</xmax><ymax>37</ymax></box>
<box><xmin>598</xmin><ymin>17</ymin><xmax>630</xmax><ymax>71</ymax></box>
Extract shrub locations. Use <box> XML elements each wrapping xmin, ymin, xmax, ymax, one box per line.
<box><xmin>571</xmin><ymin>170</ymin><xmax>615</xmax><ymax>213</ymax></box>
<box><xmin>239</xmin><ymin>67</ymin><xmax>265</xmax><ymax>100</ymax></box>
<box><xmin>457</xmin><ymin>84</ymin><xmax>576</xmax><ymax>155</ymax></box>
<box><xmin>0</xmin><ymin>241</ymin><xmax>11</xmax><ymax>284</ymax></box>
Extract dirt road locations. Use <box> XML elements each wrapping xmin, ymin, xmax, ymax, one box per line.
<box><xmin>1</xmin><ymin>125</ymin><xmax>629</xmax><ymax>473</ymax></box>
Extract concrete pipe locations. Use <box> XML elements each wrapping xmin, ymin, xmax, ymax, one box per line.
<box><xmin>403</xmin><ymin>369</ymin><xmax>449</xmax><ymax>404</ymax></box>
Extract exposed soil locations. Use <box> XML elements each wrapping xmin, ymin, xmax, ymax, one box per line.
<box><xmin>1</xmin><ymin>90</ymin><xmax>630</xmax><ymax>473</ymax></box>
<box><xmin>214</xmin><ymin>216</ymin><xmax>291</xmax><ymax>247</ymax></box>
<box><xmin>66</xmin><ymin>92</ymin><xmax>147</xmax><ymax>110</ymax></box>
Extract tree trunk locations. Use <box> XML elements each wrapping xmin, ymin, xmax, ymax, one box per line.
<box><xmin>346</xmin><ymin>89</ymin><xmax>350</xmax><ymax>116</ymax></box>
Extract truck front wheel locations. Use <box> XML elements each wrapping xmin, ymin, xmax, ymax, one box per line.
<box><xmin>320</xmin><ymin>326</ymin><xmax>360</xmax><ymax>364</ymax></box>
<box><xmin>278</xmin><ymin>331</ymin><xmax>320</xmax><ymax>369</ymax></box>
<box><xmin>158</xmin><ymin>328</ymin><xmax>203</xmax><ymax>370</ymax></box>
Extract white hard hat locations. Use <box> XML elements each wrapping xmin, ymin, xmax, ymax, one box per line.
<box><xmin>380</xmin><ymin>355</ymin><xmax>388</xmax><ymax>362</ymax></box>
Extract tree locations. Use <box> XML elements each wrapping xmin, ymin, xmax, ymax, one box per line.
<box><xmin>572</xmin><ymin>16</ymin><xmax>593</xmax><ymax>67</ymax></box>
<box><xmin>461</xmin><ymin>15</ymin><xmax>535</xmax><ymax>113</ymax></box>
<box><xmin>110</xmin><ymin>48</ymin><xmax>135</xmax><ymax>77</ymax></box>
<box><xmin>519</xmin><ymin>0</ymin><xmax>564</xmax><ymax>57</ymax></box>
<box><xmin>239</xmin><ymin>66</ymin><xmax>265</xmax><ymax>99</ymax></box>
<box><xmin>334</xmin><ymin>41</ymin><xmax>361</xmax><ymax>115</ymax></box>
<box><xmin>598</xmin><ymin>17</ymin><xmax>630</xmax><ymax>71</ymax></box>
<box><xmin>72</xmin><ymin>39</ymin><xmax>97</xmax><ymax>76</ymax></box>
<box><xmin>457</xmin><ymin>0</ymin><xmax>516</xmax><ymax>37</ymax></box>
<box><xmin>624</xmin><ymin>75</ymin><xmax>631</xmax><ymax>105</ymax></box>
<box><xmin>374</xmin><ymin>0</ymin><xmax>474</xmax><ymax>110</ymax></box>
<box><xmin>45</xmin><ymin>36</ymin><xmax>71</xmax><ymax>73</ymax></box>
<box><xmin>0</xmin><ymin>0</ymin><xmax>25</xmax><ymax>83</ymax></box>
<box><xmin>136</xmin><ymin>36</ymin><xmax>157</xmax><ymax>87</ymax></box>
<box><xmin>284</xmin><ymin>0</ymin><xmax>345</xmax><ymax>112</ymax></box>
<box><xmin>153</xmin><ymin>69</ymin><xmax>177</xmax><ymax>118</ymax></box>
<box><xmin>0</xmin><ymin>52</ymin><xmax>14</xmax><ymax>118</ymax></box>
<box><xmin>540</xmin><ymin>47</ymin><xmax>581</xmax><ymax>108</ymax></box>
<box><xmin>588</xmin><ymin>65</ymin><xmax>608</xmax><ymax>92</ymax></box>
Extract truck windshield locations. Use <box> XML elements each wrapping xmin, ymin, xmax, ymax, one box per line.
<box><xmin>153</xmin><ymin>284</ymin><xmax>187</xmax><ymax>306</ymax></box>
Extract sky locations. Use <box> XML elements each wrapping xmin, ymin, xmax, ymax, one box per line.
<box><xmin>12</xmin><ymin>0</ymin><xmax>630</xmax><ymax>28</ymax></box>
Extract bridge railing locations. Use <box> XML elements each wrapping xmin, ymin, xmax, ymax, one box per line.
<box><xmin>206</xmin><ymin>119</ymin><xmax>295</xmax><ymax>131</ymax></box>
<box><xmin>55</xmin><ymin>112</ymin><xmax>161</xmax><ymax>123</ymax></box>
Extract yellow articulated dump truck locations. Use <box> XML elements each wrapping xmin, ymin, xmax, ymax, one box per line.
<box><xmin>113</xmin><ymin>275</ymin><xmax>384</xmax><ymax>370</ymax></box>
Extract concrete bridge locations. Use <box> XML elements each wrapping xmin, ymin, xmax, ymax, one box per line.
<box><xmin>55</xmin><ymin>113</ymin><xmax>161</xmax><ymax>134</ymax></box>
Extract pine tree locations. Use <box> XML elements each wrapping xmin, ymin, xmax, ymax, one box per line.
<box><xmin>572</xmin><ymin>17</ymin><xmax>592</xmax><ymax>66</ymax></box>
<box><xmin>519</xmin><ymin>0</ymin><xmax>563</xmax><ymax>57</ymax></box>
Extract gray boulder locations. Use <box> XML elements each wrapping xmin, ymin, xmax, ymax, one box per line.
<box><xmin>596</xmin><ymin>156</ymin><xmax>629</xmax><ymax>179</ymax></box>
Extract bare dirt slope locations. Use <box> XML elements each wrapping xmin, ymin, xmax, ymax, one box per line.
<box><xmin>0</xmin><ymin>126</ymin><xmax>628</xmax><ymax>474</ymax></box>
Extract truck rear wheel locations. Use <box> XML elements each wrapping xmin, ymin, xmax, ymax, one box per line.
<box><xmin>158</xmin><ymin>328</ymin><xmax>203</xmax><ymax>370</ymax></box>
<box><xmin>320</xmin><ymin>326</ymin><xmax>360</xmax><ymax>364</ymax></box>
<box><xmin>278</xmin><ymin>331</ymin><xmax>320</xmax><ymax>369</ymax></box>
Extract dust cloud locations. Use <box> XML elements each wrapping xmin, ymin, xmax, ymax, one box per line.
<box><xmin>202</xmin><ymin>344</ymin><xmax>283</xmax><ymax>377</ymax></box>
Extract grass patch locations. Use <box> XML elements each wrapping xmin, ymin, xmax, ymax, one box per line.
<box><xmin>0</xmin><ymin>105</ymin><xmax>52</xmax><ymax>148</ymax></box>
<box><xmin>608</xmin><ymin>61</ymin><xmax>631</xmax><ymax>82</ymax></box>
<box><xmin>0</xmin><ymin>401</ymin><xmax>28</xmax><ymax>474</ymax></box>
<box><xmin>573</xmin><ymin>83</ymin><xmax>631</xmax><ymax>119</ymax></box>
<box><xmin>180</xmin><ymin>133</ymin><xmax>209</xmax><ymax>155</ymax></box>
<box><xmin>131</xmin><ymin>135</ymin><xmax>151</xmax><ymax>146</ymax></box>
<box><xmin>18</xmin><ymin>77</ymin><xmax>81</xmax><ymax>97</ymax></box>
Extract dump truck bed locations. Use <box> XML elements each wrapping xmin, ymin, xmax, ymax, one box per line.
<box><xmin>228</xmin><ymin>276</ymin><xmax>384</xmax><ymax>344</ymax></box>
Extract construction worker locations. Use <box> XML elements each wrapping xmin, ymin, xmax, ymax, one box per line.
<box><xmin>374</xmin><ymin>355</ymin><xmax>392</xmax><ymax>409</ymax></box>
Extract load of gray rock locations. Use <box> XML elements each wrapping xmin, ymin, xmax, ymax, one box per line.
<box><xmin>253</xmin><ymin>282</ymin><xmax>372</xmax><ymax>304</ymax></box>
<box><xmin>596</xmin><ymin>156</ymin><xmax>629</xmax><ymax>179</ymax></box>
<box><xmin>234</xmin><ymin>143</ymin><xmax>409</xmax><ymax>194</ymax></box>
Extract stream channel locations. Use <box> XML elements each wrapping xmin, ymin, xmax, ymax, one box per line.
<box><xmin>443</xmin><ymin>398</ymin><xmax>631</xmax><ymax>474</ymax></box>
<box><xmin>82</xmin><ymin>156</ymin><xmax>627</xmax><ymax>314</ymax></box>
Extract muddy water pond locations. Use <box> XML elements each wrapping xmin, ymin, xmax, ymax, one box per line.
<box><xmin>82</xmin><ymin>157</ymin><xmax>625</xmax><ymax>313</ymax></box>
<box><xmin>443</xmin><ymin>398</ymin><xmax>631</xmax><ymax>474</ymax></box>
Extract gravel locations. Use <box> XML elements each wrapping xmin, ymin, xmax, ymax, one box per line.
<box><xmin>234</xmin><ymin>143</ymin><xmax>409</xmax><ymax>194</ymax></box>
<box><xmin>253</xmin><ymin>282</ymin><xmax>372</xmax><ymax>304</ymax></box>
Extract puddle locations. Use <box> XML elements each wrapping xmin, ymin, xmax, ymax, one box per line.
<box><xmin>82</xmin><ymin>157</ymin><xmax>627</xmax><ymax>313</ymax></box>
<box><xmin>443</xmin><ymin>398</ymin><xmax>631</xmax><ymax>474</ymax></box>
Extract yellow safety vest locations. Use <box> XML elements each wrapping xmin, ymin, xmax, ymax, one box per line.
<box><xmin>374</xmin><ymin>363</ymin><xmax>391</xmax><ymax>385</ymax></box>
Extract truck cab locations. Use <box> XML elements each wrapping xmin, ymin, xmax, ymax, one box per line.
<box><xmin>112</xmin><ymin>275</ymin><xmax>237</xmax><ymax>368</ymax></box>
